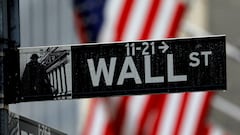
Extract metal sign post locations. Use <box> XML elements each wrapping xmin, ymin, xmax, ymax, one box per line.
<box><xmin>0</xmin><ymin>0</ymin><xmax>20</xmax><ymax>134</ymax></box>
<box><xmin>0</xmin><ymin>0</ymin><xmax>9</xmax><ymax>134</ymax></box>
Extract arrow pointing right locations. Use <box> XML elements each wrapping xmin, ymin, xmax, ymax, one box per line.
<box><xmin>158</xmin><ymin>41</ymin><xmax>169</xmax><ymax>53</ymax></box>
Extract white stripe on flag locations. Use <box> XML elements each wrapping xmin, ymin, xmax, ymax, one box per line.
<box><xmin>156</xmin><ymin>93</ymin><xmax>184</xmax><ymax>135</ymax></box>
<box><xmin>179</xmin><ymin>92</ymin><xmax>207</xmax><ymax>135</ymax></box>
<box><xmin>98</xmin><ymin>0</ymin><xmax>124</xmax><ymax>42</ymax></box>
<box><xmin>123</xmin><ymin>0</ymin><xmax>152</xmax><ymax>40</ymax></box>
<box><xmin>152</xmin><ymin>0</ymin><xmax>177</xmax><ymax>39</ymax></box>
<box><xmin>88</xmin><ymin>99</ymin><xmax>109</xmax><ymax>135</ymax></box>
<box><xmin>121</xmin><ymin>95</ymin><xmax>149</xmax><ymax>135</ymax></box>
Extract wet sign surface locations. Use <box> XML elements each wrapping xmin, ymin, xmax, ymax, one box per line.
<box><xmin>10</xmin><ymin>35</ymin><xmax>226</xmax><ymax>103</ymax></box>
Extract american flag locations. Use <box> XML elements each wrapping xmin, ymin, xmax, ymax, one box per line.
<box><xmin>73</xmin><ymin>0</ymin><xmax>228</xmax><ymax>135</ymax></box>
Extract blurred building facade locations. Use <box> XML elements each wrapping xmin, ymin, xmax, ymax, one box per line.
<box><xmin>208</xmin><ymin>0</ymin><xmax>240</xmax><ymax>135</ymax></box>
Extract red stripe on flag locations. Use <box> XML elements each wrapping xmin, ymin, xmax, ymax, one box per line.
<box><xmin>204</xmin><ymin>124</ymin><xmax>212</xmax><ymax>135</ymax></box>
<box><xmin>115</xmin><ymin>0</ymin><xmax>134</xmax><ymax>41</ymax></box>
<box><xmin>173</xmin><ymin>93</ymin><xmax>190</xmax><ymax>135</ymax></box>
<box><xmin>113</xmin><ymin>96</ymin><xmax>130</xmax><ymax>135</ymax></box>
<box><xmin>133</xmin><ymin>95</ymin><xmax>167</xmax><ymax>135</ymax></box>
<box><xmin>166</xmin><ymin>1</ymin><xmax>186</xmax><ymax>38</ymax></box>
<box><xmin>135</xmin><ymin>95</ymin><xmax>158</xmax><ymax>135</ymax></box>
<box><xmin>149</xmin><ymin>94</ymin><xmax>168</xmax><ymax>135</ymax></box>
<box><xmin>196</xmin><ymin>92</ymin><xmax>215</xmax><ymax>135</ymax></box>
<box><xmin>103</xmin><ymin>121</ymin><xmax>115</xmax><ymax>135</ymax></box>
<box><xmin>139</xmin><ymin>0</ymin><xmax>163</xmax><ymax>39</ymax></box>
<box><xmin>82</xmin><ymin>99</ymin><xmax>97</xmax><ymax>135</ymax></box>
